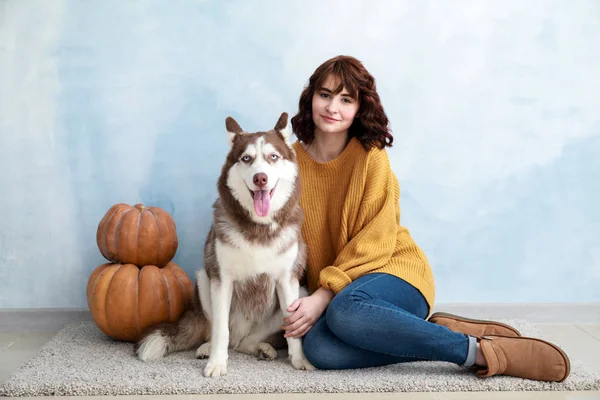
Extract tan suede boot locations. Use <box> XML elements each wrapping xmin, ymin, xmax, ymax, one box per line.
<box><xmin>475</xmin><ymin>335</ymin><xmax>570</xmax><ymax>382</ymax></box>
<box><xmin>428</xmin><ymin>312</ymin><xmax>521</xmax><ymax>337</ymax></box>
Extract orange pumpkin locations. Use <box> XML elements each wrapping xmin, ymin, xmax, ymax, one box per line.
<box><xmin>96</xmin><ymin>203</ymin><xmax>178</xmax><ymax>268</ymax></box>
<box><xmin>86</xmin><ymin>262</ymin><xmax>194</xmax><ymax>342</ymax></box>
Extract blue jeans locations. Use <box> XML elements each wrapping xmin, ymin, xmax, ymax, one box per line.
<box><xmin>303</xmin><ymin>273</ymin><xmax>476</xmax><ymax>369</ymax></box>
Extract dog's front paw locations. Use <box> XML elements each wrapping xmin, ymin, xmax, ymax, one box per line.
<box><xmin>257</xmin><ymin>342</ymin><xmax>277</xmax><ymax>361</ymax></box>
<box><xmin>203</xmin><ymin>359</ymin><xmax>227</xmax><ymax>377</ymax></box>
<box><xmin>195</xmin><ymin>342</ymin><xmax>211</xmax><ymax>359</ymax></box>
<box><xmin>291</xmin><ymin>356</ymin><xmax>316</xmax><ymax>371</ymax></box>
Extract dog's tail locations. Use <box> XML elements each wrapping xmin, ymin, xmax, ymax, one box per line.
<box><xmin>135</xmin><ymin>285</ymin><xmax>209</xmax><ymax>361</ymax></box>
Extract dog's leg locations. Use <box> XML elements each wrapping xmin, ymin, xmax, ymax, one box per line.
<box><xmin>276</xmin><ymin>276</ymin><xmax>316</xmax><ymax>371</ymax></box>
<box><xmin>194</xmin><ymin>268</ymin><xmax>213</xmax><ymax>359</ymax></box>
<box><xmin>203</xmin><ymin>277</ymin><xmax>233</xmax><ymax>377</ymax></box>
<box><xmin>236</xmin><ymin>338</ymin><xmax>278</xmax><ymax>361</ymax></box>
<box><xmin>235</xmin><ymin>313</ymin><xmax>284</xmax><ymax>360</ymax></box>
<box><xmin>195</xmin><ymin>341</ymin><xmax>211</xmax><ymax>359</ymax></box>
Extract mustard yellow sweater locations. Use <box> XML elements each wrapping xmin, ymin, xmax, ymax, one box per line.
<box><xmin>293</xmin><ymin>137</ymin><xmax>436</xmax><ymax>311</ymax></box>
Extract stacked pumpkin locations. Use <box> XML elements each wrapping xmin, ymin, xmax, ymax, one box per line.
<box><xmin>86</xmin><ymin>203</ymin><xmax>194</xmax><ymax>342</ymax></box>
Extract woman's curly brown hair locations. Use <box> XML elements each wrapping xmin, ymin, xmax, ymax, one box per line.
<box><xmin>291</xmin><ymin>55</ymin><xmax>393</xmax><ymax>151</ymax></box>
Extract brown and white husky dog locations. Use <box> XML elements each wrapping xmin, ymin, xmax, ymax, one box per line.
<box><xmin>135</xmin><ymin>112</ymin><xmax>315</xmax><ymax>377</ymax></box>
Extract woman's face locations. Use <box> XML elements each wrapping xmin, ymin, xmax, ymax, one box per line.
<box><xmin>311</xmin><ymin>74</ymin><xmax>359</xmax><ymax>138</ymax></box>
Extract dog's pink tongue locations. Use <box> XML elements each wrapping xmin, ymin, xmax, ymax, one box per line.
<box><xmin>253</xmin><ymin>190</ymin><xmax>271</xmax><ymax>217</ymax></box>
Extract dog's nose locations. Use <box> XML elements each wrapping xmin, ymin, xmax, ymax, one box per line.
<box><xmin>253</xmin><ymin>173</ymin><xmax>268</xmax><ymax>187</ymax></box>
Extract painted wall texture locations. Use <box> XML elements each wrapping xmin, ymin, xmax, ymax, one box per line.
<box><xmin>1</xmin><ymin>0</ymin><xmax>599</xmax><ymax>308</ymax></box>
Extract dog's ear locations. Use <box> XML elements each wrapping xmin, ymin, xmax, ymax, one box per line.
<box><xmin>274</xmin><ymin>112</ymin><xmax>292</xmax><ymax>146</ymax></box>
<box><xmin>225</xmin><ymin>116</ymin><xmax>243</xmax><ymax>146</ymax></box>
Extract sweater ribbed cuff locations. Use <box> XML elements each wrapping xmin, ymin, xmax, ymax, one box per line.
<box><xmin>319</xmin><ymin>266</ymin><xmax>352</xmax><ymax>294</ymax></box>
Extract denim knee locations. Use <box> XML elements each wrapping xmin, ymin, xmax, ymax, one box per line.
<box><xmin>325</xmin><ymin>291</ymin><xmax>361</xmax><ymax>339</ymax></box>
<box><xmin>302</xmin><ymin>325</ymin><xmax>338</xmax><ymax>370</ymax></box>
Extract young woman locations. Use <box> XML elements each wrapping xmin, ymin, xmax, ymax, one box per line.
<box><xmin>281</xmin><ymin>55</ymin><xmax>570</xmax><ymax>382</ymax></box>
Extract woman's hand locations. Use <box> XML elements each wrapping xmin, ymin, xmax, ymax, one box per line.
<box><xmin>282</xmin><ymin>287</ymin><xmax>334</xmax><ymax>338</ymax></box>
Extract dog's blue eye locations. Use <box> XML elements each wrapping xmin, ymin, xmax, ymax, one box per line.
<box><xmin>270</xmin><ymin>154</ymin><xmax>279</xmax><ymax>160</ymax></box>
<box><xmin>241</xmin><ymin>155</ymin><xmax>251</xmax><ymax>162</ymax></box>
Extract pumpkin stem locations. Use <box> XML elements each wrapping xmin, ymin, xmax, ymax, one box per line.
<box><xmin>134</xmin><ymin>203</ymin><xmax>145</xmax><ymax>212</ymax></box>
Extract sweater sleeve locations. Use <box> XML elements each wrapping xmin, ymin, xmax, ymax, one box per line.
<box><xmin>318</xmin><ymin>149</ymin><xmax>399</xmax><ymax>294</ymax></box>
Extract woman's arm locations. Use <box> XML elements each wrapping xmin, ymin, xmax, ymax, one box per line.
<box><xmin>282</xmin><ymin>149</ymin><xmax>404</xmax><ymax>338</ymax></box>
<box><xmin>319</xmin><ymin>148</ymin><xmax>400</xmax><ymax>294</ymax></box>
<box><xmin>282</xmin><ymin>286</ymin><xmax>334</xmax><ymax>338</ymax></box>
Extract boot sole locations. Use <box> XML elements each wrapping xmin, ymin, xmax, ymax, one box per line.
<box><xmin>485</xmin><ymin>335</ymin><xmax>571</xmax><ymax>382</ymax></box>
<box><xmin>428</xmin><ymin>312</ymin><xmax>522</xmax><ymax>337</ymax></box>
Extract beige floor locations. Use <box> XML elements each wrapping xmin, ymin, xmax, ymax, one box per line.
<box><xmin>1</xmin><ymin>324</ymin><xmax>600</xmax><ymax>399</ymax></box>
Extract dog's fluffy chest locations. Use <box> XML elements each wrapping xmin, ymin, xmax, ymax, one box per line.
<box><xmin>215</xmin><ymin>225</ymin><xmax>299</xmax><ymax>280</ymax></box>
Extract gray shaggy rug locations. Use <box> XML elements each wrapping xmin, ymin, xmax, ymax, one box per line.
<box><xmin>1</xmin><ymin>320</ymin><xmax>599</xmax><ymax>396</ymax></box>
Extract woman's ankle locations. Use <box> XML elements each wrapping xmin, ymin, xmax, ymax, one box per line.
<box><xmin>475</xmin><ymin>342</ymin><xmax>487</xmax><ymax>367</ymax></box>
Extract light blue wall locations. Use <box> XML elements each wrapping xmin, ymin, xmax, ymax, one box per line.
<box><xmin>1</xmin><ymin>0</ymin><xmax>599</xmax><ymax>308</ymax></box>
